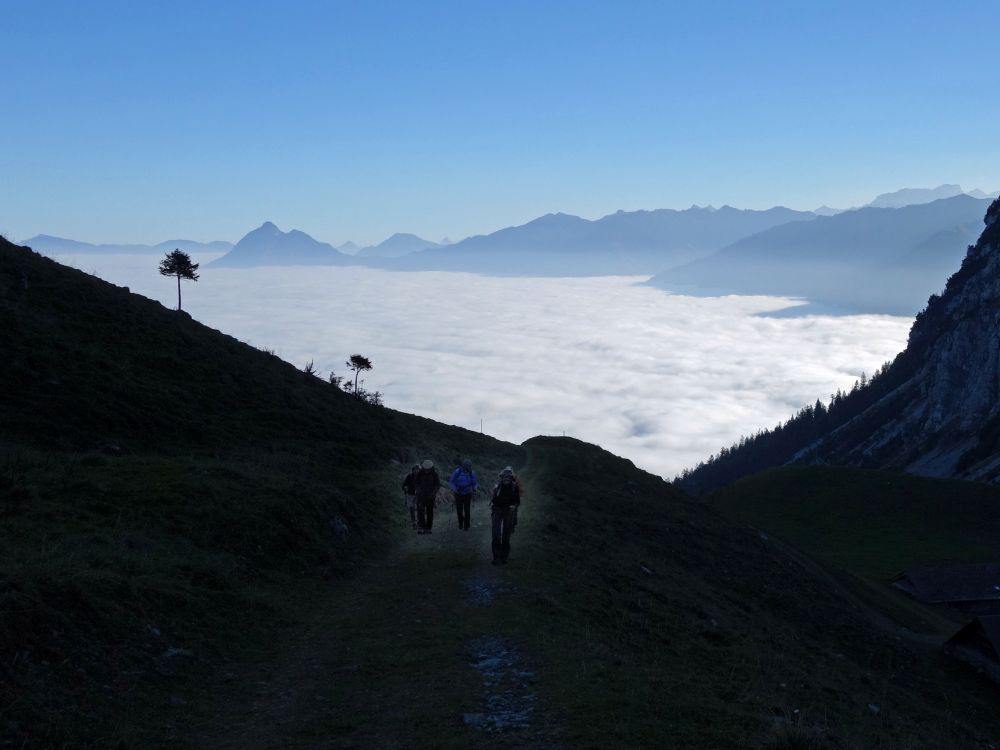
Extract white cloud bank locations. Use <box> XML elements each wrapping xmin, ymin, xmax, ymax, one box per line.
<box><xmin>56</xmin><ymin>254</ymin><xmax>913</xmax><ymax>479</ymax></box>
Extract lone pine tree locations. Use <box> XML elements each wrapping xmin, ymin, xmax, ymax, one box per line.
<box><xmin>158</xmin><ymin>249</ymin><xmax>200</xmax><ymax>311</ymax></box>
<box><xmin>345</xmin><ymin>354</ymin><xmax>373</xmax><ymax>398</ymax></box>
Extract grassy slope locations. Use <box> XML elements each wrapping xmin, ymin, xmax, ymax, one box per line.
<box><xmin>4</xmin><ymin>239</ymin><xmax>1000</xmax><ymax>748</ymax></box>
<box><xmin>516</xmin><ymin>439</ymin><xmax>1000</xmax><ymax>749</ymax></box>
<box><xmin>178</xmin><ymin>437</ymin><xmax>1000</xmax><ymax>749</ymax></box>
<box><xmin>707</xmin><ymin>466</ymin><xmax>1000</xmax><ymax>580</ymax></box>
<box><xmin>0</xmin><ymin>239</ymin><xmax>522</xmax><ymax>746</ymax></box>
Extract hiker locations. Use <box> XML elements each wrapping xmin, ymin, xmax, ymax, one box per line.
<box><xmin>490</xmin><ymin>467</ymin><xmax>520</xmax><ymax>564</ymax></box>
<box><xmin>415</xmin><ymin>459</ymin><xmax>441</xmax><ymax>534</ymax></box>
<box><xmin>449</xmin><ymin>458</ymin><xmax>478</xmax><ymax>531</ymax></box>
<box><xmin>401</xmin><ymin>464</ymin><xmax>420</xmax><ymax>529</ymax></box>
<box><xmin>502</xmin><ymin>465</ymin><xmax>525</xmax><ymax>533</ymax></box>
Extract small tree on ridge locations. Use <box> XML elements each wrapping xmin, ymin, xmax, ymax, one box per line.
<box><xmin>345</xmin><ymin>354</ymin><xmax>373</xmax><ymax>399</ymax></box>
<box><xmin>159</xmin><ymin>249</ymin><xmax>199</xmax><ymax>311</ymax></box>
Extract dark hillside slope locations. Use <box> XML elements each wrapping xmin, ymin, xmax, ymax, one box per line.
<box><xmin>183</xmin><ymin>436</ymin><xmax>1000</xmax><ymax>748</ymax></box>
<box><xmin>0</xmin><ymin>236</ymin><xmax>522</xmax><ymax>746</ymax></box>
<box><xmin>709</xmin><ymin>466</ymin><xmax>1000</xmax><ymax>580</ymax></box>
<box><xmin>4</xmin><ymin>237</ymin><xmax>1000</xmax><ymax>747</ymax></box>
<box><xmin>678</xmin><ymin>197</ymin><xmax>1000</xmax><ymax>494</ymax></box>
<box><xmin>0</xmin><ymin>236</ymin><xmax>487</xmax><ymax>457</ymax></box>
<box><xmin>518</xmin><ymin>438</ymin><xmax>1000</xmax><ymax>748</ymax></box>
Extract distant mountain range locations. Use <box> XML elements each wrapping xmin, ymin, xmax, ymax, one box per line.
<box><xmin>209</xmin><ymin>222</ymin><xmax>349</xmax><ymax>267</ymax></box>
<box><xmin>20</xmin><ymin>235</ymin><xmax>232</xmax><ymax>255</ymax></box>
<box><xmin>337</xmin><ymin>240</ymin><xmax>362</xmax><ymax>255</ymax></box>
<box><xmin>867</xmin><ymin>184</ymin><xmax>968</xmax><ymax>209</ymax></box>
<box><xmin>812</xmin><ymin>184</ymin><xmax>997</xmax><ymax>215</ymax></box>
<box><xmin>21</xmin><ymin>185</ymin><xmax>999</xmax><ymax>316</ymax></box>
<box><xmin>649</xmin><ymin>194</ymin><xmax>991</xmax><ymax>315</ymax></box>
<box><xmin>385</xmin><ymin>205</ymin><xmax>817</xmax><ymax>275</ymax></box>
<box><xmin>355</xmin><ymin>233</ymin><xmax>440</xmax><ymax>258</ymax></box>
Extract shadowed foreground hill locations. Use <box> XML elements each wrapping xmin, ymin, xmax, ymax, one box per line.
<box><xmin>709</xmin><ymin>466</ymin><xmax>1000</xmax><ymax>581</ymax></box>
<box><xmin>0</xmin><ymin>236</ymin><xmax>521</xmax><ymax>745</ymax></box>
<box><xmin>3</xmin><ymin>236</ymin><xmax>1000</xmax><ymax>748</ymax></box>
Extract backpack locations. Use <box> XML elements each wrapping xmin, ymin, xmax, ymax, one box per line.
<box><xmin>415</xmin><ymin>469</ymin><xmax>440</xmax><ymax>498</ymax></box>
<box><xmin>451</xmin><ymin>468</ymin><xmax>476</xmax><ymax>493</ymax></box>
<box><xmin>493</xmin><ymin>478</ymin><xmax>519</xmax><ymax>507</ymax></box>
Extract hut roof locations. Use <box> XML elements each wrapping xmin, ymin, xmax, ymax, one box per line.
<box><xmin>890</xmin><ymin>562</ymin><xmax>1000</xmax><ymax>604</ymax></box>
<box><xmin>946</xmin><ymin>616</ymin><xmax>1000</xmax><ymax>661</ymax></box>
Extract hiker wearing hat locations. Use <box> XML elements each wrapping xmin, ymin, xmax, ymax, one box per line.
<box><xmin>401</xmin><ymin>464</ymin><xmax>420</xmax><ymax>530</ymax></box>
<box><xmin>414</xmin><ymin>459</ymin><xmax>441</xmax><ymax>534</ymax></box>
<box><xmin>490</xmin><ymin>467</ymin><xmax>521</xmax><ymax>564</ymax></box>
<box><xmin>501</xmin><ymin>465</ymin><xmax>525</xmax><ymax>534</ymax></box>
<box><xmin>449</xmin><ymin>459</ymin><xmax>479</xmax><ymax>531</ymax></box>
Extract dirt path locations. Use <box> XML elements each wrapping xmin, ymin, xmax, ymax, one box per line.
<box><xmin>185</xmin><ymin>482</ymin><xmax>556</xmax><ymax>749</ymax></box>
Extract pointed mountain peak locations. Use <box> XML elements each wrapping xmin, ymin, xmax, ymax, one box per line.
<box><xmin>211</xmin><ymin>222</ymin><xmax>345</xmax><ymax>267</ymax></box>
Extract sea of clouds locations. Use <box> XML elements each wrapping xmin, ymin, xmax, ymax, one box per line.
<box><xmin>55</xmin><ymin>253</ymin><xmax>913</xmax><ymax>479</ymax></box>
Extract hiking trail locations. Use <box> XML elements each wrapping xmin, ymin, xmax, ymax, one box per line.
<box><xmin>183</xmin><ymin>470</ymin><xmax>558</xmax><ymax>749</ymax></box>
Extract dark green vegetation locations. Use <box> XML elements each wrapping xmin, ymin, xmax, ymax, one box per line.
<box><xmin>676</xmin><ymin>363</ymin><xmax>905</xmax><ymax>495</ymax></box>
<box><xmin>514</xmin><ymin>440</ymin><xmax>1000</xmax><ymax>749</ymax></box>
<box><xmin>3</xmin><ymin>236</ymin><xmax>1000</xmax><ymax>748</ymax></box>
<box><xmin>709</xmin><ymin>467</ymin><xmax>1000</xmax><ymax>581</ymax></box>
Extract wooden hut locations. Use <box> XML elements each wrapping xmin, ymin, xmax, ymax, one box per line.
<box><xmin>890</xmin><ymin>562</ymin><xmax>1000</xmax><ymax>615</ymax></box>
<box><xmin>945</xmin><ymin>616</ymin><xmax>1000</xmax><ymax>683</ymax></box>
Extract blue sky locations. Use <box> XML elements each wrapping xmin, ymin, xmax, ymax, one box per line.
<box><xmin>2</xmin><ymin>0</ymin><xmax>997</xmax><ymax>245</ymax></box>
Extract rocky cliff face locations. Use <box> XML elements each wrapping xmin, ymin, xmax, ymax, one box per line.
<box><xmin>797</xmin><ymin>197</ymin><xmax>1000</xmax><ymax>481</ymax></box>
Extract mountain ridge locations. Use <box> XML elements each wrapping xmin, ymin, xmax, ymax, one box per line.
<box><xmin>355</xmin><ymin>232</ymin><xmax>439</xmax><ymax>258</ymax></box>
<box><xmin>20</xmin><ymin>234</ymin><xmax>233</xmax><ymax>255</ymax></box>
<box><xmin>387</xmin><ymin>204</ymin><xmax>817</xmax><ymax>275</ymax></box>
<box><xmin>677</xmin><ymin>196</ymin><xmax>1000</xmax><ymax>493</ymax></box>
<box><xmin>209</xmin><ymin>221</ymin><xmax>349</xmax><ymax>267</ymax></box>
<box><xmin>650</xmin><ymin>194</ymin><xmax>991</xmax><ymax>315</ymax></box>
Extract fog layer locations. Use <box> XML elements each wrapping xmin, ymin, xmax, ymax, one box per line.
<box><xmin>58</xmin><ymin>254</ymin><xmax>912</xmax><ymax>478</ymax></box>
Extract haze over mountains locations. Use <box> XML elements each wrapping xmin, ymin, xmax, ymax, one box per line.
<box><xmin>20</xmin><ymin>235</ymin><xmax>233</xmax><ymax>255</ymax></box>
<box><xmin>27</xmin><ymin>184</ymin><xmax>999</xmax><ymax>315</ymax></box>
<box><xmin>811</xmin><ymin>184</ymin><xmax>996</xmax><ymax>214</ymax></box>
<box><xmin>651</xmin><ymin>194</ymin><xmax>991</xmax><ymax>315</ymax></box>
<box><xmin>867</xmin><ymin>184</ymin><xmax>985</xmax><ymax>209</ymax></box>
<box><xmin>384</xmin><ymin>205</ymin><xmax>816</xmax><ymax>275</ymax></box>
<box><xmin>354</xmin><ymin>233</ymin><xmax>442</xmax><ymax>258</ymax></box>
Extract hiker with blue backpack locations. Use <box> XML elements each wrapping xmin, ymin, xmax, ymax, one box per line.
<box><xmin>449</xmin><ymin>459</ymin><xmax>478</xmax><ymax>530</ymax></box>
